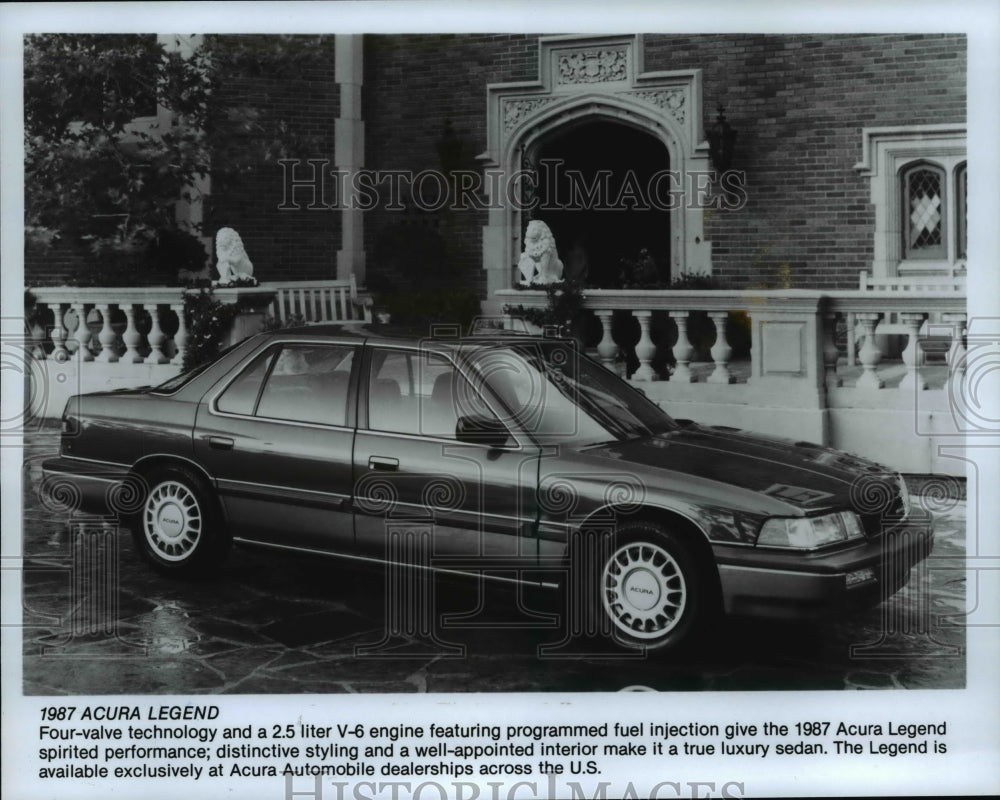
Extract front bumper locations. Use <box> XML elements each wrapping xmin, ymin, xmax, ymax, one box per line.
<box><xmin>716</xmin><ymin>516</ymin><xmax>935</xmax><ymax>620</ymax></box>
<box><xmin>41</xmin><ymin>455</ymin><xmax>131</xmax><ymax>517</ymax></box>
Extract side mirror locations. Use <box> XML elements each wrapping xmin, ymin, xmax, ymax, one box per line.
<box><xmin>675</xmin><ymin>418</ymin><xmax>696</xmax><ymax>428</ymax></box>
<box><xmin>456</xmin><ymin>414</ymin><xmax>510</xmax><ymax>448</ymax></box>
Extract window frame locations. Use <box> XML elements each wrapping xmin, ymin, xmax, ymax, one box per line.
<box><xmin>359</xmin><ymin>344</ymin><xmax>518</xmax><ymax>448</ymax></box>
<box><xmin>855</xmin><ymin>124</ymin><xmax>967</xmax><ymax>279</ymax></box>
<box><xmin>209</xmin><ymin>340</ymin><xmax>360</xmax><ymax>430</ymax></box>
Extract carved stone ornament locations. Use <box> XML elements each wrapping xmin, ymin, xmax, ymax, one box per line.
<box><xmin>517</xmin><ymin>220</ymin><xmax>564</xmax><ymax>286</ymax></box>
<box><xmin>503</xmin><ymin>97</ymin><xmax>558</xmax><ymax>132</ymax></box>
<box><xmin>556</xmin><ymin>49</ymin><xmax>628</xmax><ymax>85</ymax></box>
<box><xmin>215</xmin><ymin>227</ymin><xmax>255</xmax><ymax>285</ymax></box>
<box><xmin>628</xmin><ymin>89</ymin><xmax>687</xmax><ymax>125</ymax></box>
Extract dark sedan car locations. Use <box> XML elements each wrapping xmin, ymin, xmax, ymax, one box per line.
<box><xmin>42</xmin><ymin>325</ymin><xmax>933</xmax><ymax>652</ymax></box>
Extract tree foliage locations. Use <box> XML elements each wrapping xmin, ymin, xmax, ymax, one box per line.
<box><xmin>24</xmin><ymin>34</ymin><xmax>331</xmax><ymax>284</ymax></box>
<box><xmin>24</xmin><ymin>35</ymin><xmax>211</xmax><ymax>270</ymax></box>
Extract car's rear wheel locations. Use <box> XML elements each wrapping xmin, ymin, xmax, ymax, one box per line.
<box><xmin>131</xmin><ymin>466</ymin><xmax>229</xmax><ymax>576</ymax></box>
<box><xmin>596</xmin><ymin>521</ymin><xmax>703</xmax><ymax>652</ymax></box>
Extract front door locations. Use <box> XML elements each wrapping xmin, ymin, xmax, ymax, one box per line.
<box><xmin>352</xmin><ymin>345</ymin><xmax>544</xmax><ymax>576</ymax></box>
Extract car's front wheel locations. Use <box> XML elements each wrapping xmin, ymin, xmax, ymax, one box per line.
<box><xmin>132</xmin><ymin>466</ymin><xmax>229</xmax><ymax>576</ymax></box>
<box><xmin>597</xmin><ymin>521</ymin><xmax>703</xmax><ymax>652</ymax></box>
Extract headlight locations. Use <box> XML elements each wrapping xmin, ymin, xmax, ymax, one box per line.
<box><xmin>756</xmin><ymin>511</ymin><xmax>865</xmax><ymax>550</ymax></box>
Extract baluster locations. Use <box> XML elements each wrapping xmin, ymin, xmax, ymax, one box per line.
<box><xmin>855</xmin><ymin>312</ymin><xmax>884</xmax><ymax>389</ymax></box>
<box><xmin>121</xmin><ymin>304</ymin><xmax>142</xmax><ymax>363</ymax></box>
<box><xmin>49</xmin><ymin>303</ymin><xmax>69</xmax><ymax>361</ymax></box>
<box><xmin>898</xmin><ymin>312</ymin><xmax>927</xmax><ymax>391</ymax></box>
<box><xmin>669</xmin><ymin>311</ymin><xmax>694</xmax><ymax>382</ymax></box>
<box><xmin>594</xmin><ymin>310</ymin><xmax>619</xmax><ymax>371</ymax></box>
<box><xmin>145</xmin><ymin>304</ymin><xmax>168</xmax><ymax>364</ymax></box>
<box><xmin>631</xmin><ymin>311</ymin><xmax>657</xmax><ymax>381</ymax></box>
<box><xmin>943</xmin><ymin>312</ymin><xmax>967</xmax><ymax>374</ymax></box>
<box><xmin>170</xmin><ymin>303</ymin><xmax>188</xmax><ymax>367</ymax></box>
<box><xmin>707</xmin><ymin>311</ymin><xmax>734</xmax><ymax>384</ymax></box>
<box><xmin>94</xmin><ymin>304</ymin><xmax>119</xmax><ymax>363</ymax></box>
<box><xmin>71</xmin><ymin>302</ymin><xmax>93</xmax><ymax>361</ymax></box>
<box><xmin>823</xmin><ymin>312</ymin><xmax>842</xmax><ymax>388</ymax></box>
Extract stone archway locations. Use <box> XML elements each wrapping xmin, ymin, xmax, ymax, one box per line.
<box><xmin>529</xmin><ymin>119</ymin><xmax>672</xmax><ymax>288</ymax></box>
<box><xmin>478</xmin><ymin>35</ymin><xmax>713</xmax><ymax>306</ymax></box>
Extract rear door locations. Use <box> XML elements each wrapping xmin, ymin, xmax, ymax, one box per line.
<box><xmin>194</xmin><ymin>340</ymin><xmax>359</xmax><ymax>552</ymax></box>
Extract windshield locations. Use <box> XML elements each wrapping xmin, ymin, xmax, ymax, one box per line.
<box><xmin>466</xmin><ymin>341</ymin><xmax>678</xmax><ymax>445</ymax></box>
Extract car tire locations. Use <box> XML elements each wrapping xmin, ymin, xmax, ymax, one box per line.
<box><xmin>131</xmin><ymin>465</ymin><xmax>229</xmax><ymax>577</ymax></box>
<box><xmin>592</xmin><ymin>520</ymin><xmax>704</xmax><ymax>652</ymax></box>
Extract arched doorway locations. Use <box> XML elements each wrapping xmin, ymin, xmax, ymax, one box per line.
<box><xmin>480</xmin><ymin>37</ymin><xmax>712</xmax><ymax>305</ymax></box>
<box><xmin>529</xmin><ymin>120</ymin><xmax>671</xmax><ymax>287</ymax></box>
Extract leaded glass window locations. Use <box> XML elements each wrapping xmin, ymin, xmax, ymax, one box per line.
<box><xmin>903</xmin><ymin>164</ymin><xmax>945</xmax><ymax>259</ymax></box>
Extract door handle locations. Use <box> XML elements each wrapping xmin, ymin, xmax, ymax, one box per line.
<box><xmin>206</xmin><ymin>435</ymin><xmax>235</xmax><ymax>451</ymax></box>
<box><xmin>368</xmin><ymin>456</ymin><xmax>399</xmax><ymax>471</ymax></box>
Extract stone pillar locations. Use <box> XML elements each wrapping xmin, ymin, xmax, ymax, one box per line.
<box><xmin>594</xmin><ymin>310</ymin><xmax>619</xmax><ymax>369</ymax></box>
<box><xmin>71</xmin><ymin>303</ymin><xmax>93</xmax><ymax>361</ymax></box>
<box><xmin>745</xmin><ymin>294</ymin><xmax>828</xmax><ymax>430</ymax></box>
<box><xmin>121</xmin><ymin>305</ymin><xmax>143</xmax><ymax>363</ymax></box>
<box><xmin>49</xmin><ymin>303</ymin><xmax>69</xmax><ymax>361</ymax></box>
<box><xmin>631</xmin><ymin>311</ymin><xmax>656</xmax><ymax>381</ymax></box>
<box><xmin>669</xmin><ymin>311</ymin><xmax>694</xmax><ymax>382</ymax></box>
<box><xmin>898</xmin><ymin>312</ymin><xmax>927</xmax><ymax>391</ymax></box>
<box><xmin>335</xmin><ymin>34</ymin><xmax>365</xmax><ymax>284</ymax></box>
<box><xmin>707</xmin><ymin>311</ymin><xmax>733</xmax><ymax>384</ymax></box>
<box><xmin>855</xmin><ymin>312</ymin><xmax>884</xmax><ymax>390</ymax></box>
<box><xmin>943</xmin><ymin>312</ymin><xmax>968</xmax><ymax>374</ymax></box>
<box><xmin>94</xmin><ymin>304</ymin><xmax>119</xmax><ymax>363</ymax></box>
<box><xmin>145</xmin><ymin>305</ymin><xmax>169</xmax><ymax>364</ymax></box>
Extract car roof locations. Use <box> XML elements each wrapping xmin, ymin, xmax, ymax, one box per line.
<box><xmin>271</xmin><ymin>323</ymin><xmax>555</xmax><ymax>349</ymax></box>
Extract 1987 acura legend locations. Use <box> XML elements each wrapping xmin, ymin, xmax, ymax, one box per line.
<box><xmin>43</xmin><ymin>326</ymin><xmax>933</xmax><ymax>651</ymax></box>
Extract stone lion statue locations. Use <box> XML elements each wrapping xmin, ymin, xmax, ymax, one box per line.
<box><xmin>215</xmin><ymin>227</ymin><xmax>254</xmax><ymax>284</ymax></box>
<box><xmin>517</xmin><ymin>220</ymin><xmax>564</xmax><ymax>286</ymax></box>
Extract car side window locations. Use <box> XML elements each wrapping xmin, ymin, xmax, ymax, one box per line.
<box><xmin>218</xmin><ymin>343</ymin><xmax>355</xmax><ymax>426</ymax></box>
<box><xmin>216</xmin><ymin>348</ymin><xmax>278</xmax><ymax>416</ymax></box>
<box><xmin>367</xmin><ymin>349</ymin><xmax>498</xmax><ymax>439</ymax></box>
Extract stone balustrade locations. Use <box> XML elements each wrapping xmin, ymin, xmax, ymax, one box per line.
<box><xmin>497</xmin><ymin>287</ymin><xmax>969</xmax><ymax>475</ymax></box>
<box><xmin>28</xmin><ymin>286</ymin><xmax>190</xmax><ymax>366</ymax></box>
<box><xmin>23</xmin><ymin>280</ymin><xmax>360</xmax><ymax>423</ymax></box>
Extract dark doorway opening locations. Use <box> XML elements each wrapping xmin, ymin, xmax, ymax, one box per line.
<box><xmin>531</xmin><ymin>120</ymin><xmax>671</xmax><ymax>288</ymax></box>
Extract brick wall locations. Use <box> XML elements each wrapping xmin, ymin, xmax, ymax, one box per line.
<box><xmin>363</xmin><ymin>34</ymin><xmax>538</xmax><ymax>296</ymax></box>
<box><xmin>26</xmin><ymin>33</ymin><xmax>966</xmax><ymax>293</ymax></box>
<box><xmin>643</xmin><ymin>33</ymin><xmax>966</xmax><ymax>288</ymax></box>
<box><xmin>206</xmin><ymin>35</ymin><xmax>340</xmax><ymax>282</ymax></box>
<box><xmin>363</xmin><ymin>33</ymin><xmax>966</xmax><ymax>292</ymax></box>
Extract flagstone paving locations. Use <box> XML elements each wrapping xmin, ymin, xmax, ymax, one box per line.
<box><xmin>19</xmin><ymin>424</ymin><xmax>966</xmax><ymax>694</ymax></box>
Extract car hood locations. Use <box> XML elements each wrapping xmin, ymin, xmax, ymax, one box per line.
<box><xmin>581</xmin><ymin>424</ymin><xmax>895</xmax><ymax>513</ymax></box>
